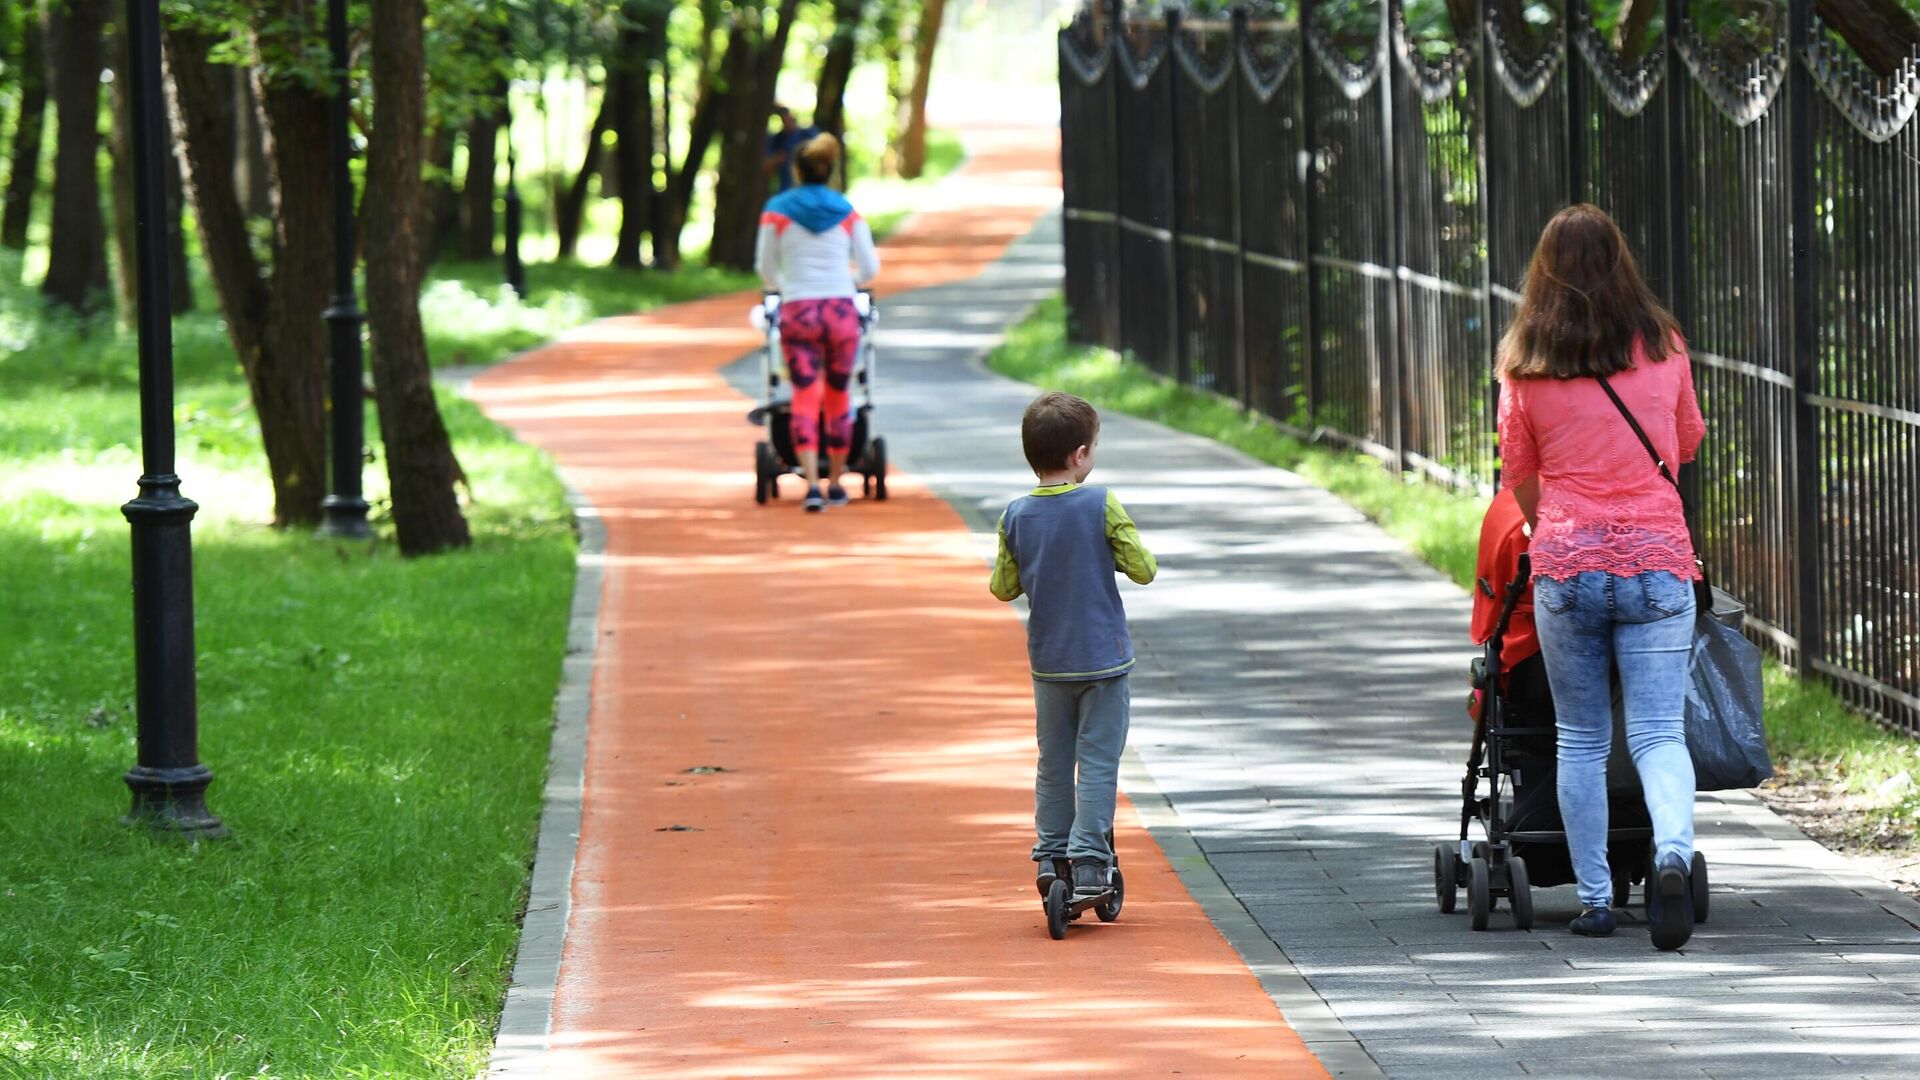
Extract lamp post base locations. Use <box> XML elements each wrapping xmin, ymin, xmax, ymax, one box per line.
<box><xmin>319</xmin><ymin>494</ymin><xmax>373</xmax><ymax>540</ymax></box>
<box><xmin>124</xmin><ymin>763</ymin><xmax>226</xmax><ymax>839</ymax></box>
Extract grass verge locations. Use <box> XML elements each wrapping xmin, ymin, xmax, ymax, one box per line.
<box><xmin>0</xmin><ymin>252</ymin><xmax>736</xmax><ymax>1075</ymax></box>
<box><xmin>986</xmin><ymin>295</ymin><xmax>1920</xmax><ymax>841</ymax></box>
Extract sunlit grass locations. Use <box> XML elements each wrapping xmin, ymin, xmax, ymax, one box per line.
<box><xmin>0</xmin><ymin>243</ymin><xmax>659</xmax><ymax>1075</ymax></box>
<box><xmin>986</xmin><ymin>295</ymin><xmax>1920</xmax><ymax>828</ymax></box>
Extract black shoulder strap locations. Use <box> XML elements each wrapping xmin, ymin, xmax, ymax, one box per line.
<box><xmin>1595</xmin><ymin>374</ymin><xmax>1677</xmax><ymax>489</ymax></box>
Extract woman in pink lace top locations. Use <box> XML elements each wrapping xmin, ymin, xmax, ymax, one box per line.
<box><xmin>1497</xmin><ymin>204</ymin><xmax>1705</xmax><ymax>951</ymax></box>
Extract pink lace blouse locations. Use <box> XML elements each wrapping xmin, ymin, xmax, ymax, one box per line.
<box><xmin>1497</xmin><ymin>338</ymin><xmax>1706</xmax><ymax>582</ymax></box>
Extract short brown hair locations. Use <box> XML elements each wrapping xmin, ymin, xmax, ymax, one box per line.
<box><xmin>1021</xmin><ymin>392</ymin><xmax>1100</xmax><ymax>474</ymax></box>
<box><xmin>1498</xmin><ymin>203</ymin><xmax>1682</xmax><ymax>380</ymax></box>
<box><xmin>796</xmin><ymin>132</ymin><xmax>840</xmax><ymax>185</ymax></box>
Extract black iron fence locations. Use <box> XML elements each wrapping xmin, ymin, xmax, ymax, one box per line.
<box><xmin>1059</xmin><ymin>0</ymin><xmax>1920</xmax><ymax>734</ymax></box>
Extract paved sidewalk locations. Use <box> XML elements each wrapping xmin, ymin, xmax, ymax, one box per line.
<box><xmin>470</xmin><ymin>126</ymin><xmax>1328</xmax><ymax>1079</ymax></box>
<box><xmin>816</xmin><ymin>212</ymin><xmax>1920</xmax><ymax>1079</ymax></box>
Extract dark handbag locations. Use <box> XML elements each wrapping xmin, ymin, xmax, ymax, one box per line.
<box><xmin>1597</xmin><ymin>375</ymin><xmax>1774</xmax><ymax>790</ymax></box>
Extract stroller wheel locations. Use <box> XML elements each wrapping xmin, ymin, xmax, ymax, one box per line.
<box><xmin>1468</xmin><ymin>856</ymin><xmax>1491</xmax><ymax>931</ymax></box>
<box><xmin>869</xmin><ymin>437</ymin><xmax>888</xmax><ymax>500</ymax></box>
<box><xmin>1433</xmin><ymin>844</ymin><xmax>1460</xmax><ymax>914</ymax></box>
<box><xmin>1611</xmin><ymin>860</ymin><xmax>1635</xmax><ymax>910</ymax></box>
<box><xmin>1507</xmin><ymin>855</ymin><xmax>1534</xmax><ymax>931</ymax></box>
<box><xmin>1691</xmin><ymin>851</ymin><xmax>1710</xmax><ymax>924</ymax></box>
<box><xmin>754</xmin><ymin>441</ymin><xmax>775</xmax><ymax>505</ymax></box>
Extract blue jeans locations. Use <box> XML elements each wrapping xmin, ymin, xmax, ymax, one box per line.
<box><xmin>1533</xmin><ymin>571</ymin><xmax>1696</xmax><ymax>909</ymax></box>
<box><xmin>1031</xmin><ymin>675</ymin><xmax>1130</xmax><ymax>865</ymax></box>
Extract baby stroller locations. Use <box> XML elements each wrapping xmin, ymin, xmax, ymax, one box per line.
<box><xmin>1433</xmin><ymin>491</ymin><xmax>1711</xmax><ymax>930</ymax></box>
<box><xmin>747</xmin><ymin>290</ymin><xmax>889</xmax><ymax>504</ymax></box>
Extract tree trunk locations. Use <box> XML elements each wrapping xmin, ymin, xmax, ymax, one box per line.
<box><xmin>556</xmin><ymin>91</ymin><xmax>612</xmax><ymax>259</ymax></box>
<box><xmin>1</xmin><ymin>1</ymin><xmax>48</xmax><ymax>252</ymax></box>
<box><xmin>655</xmin><ymin>83</ymin><xmax>725</xmax><ymax>270</ymax></box>
<box><xmin>365</xmin><ymin>0</ymin><xmax>470</xmax><ymax>556</ymax></box>
<box><xmin>895</xmin><ymin>0</ymin><xmax>947</xmax><ymax>180</ymax></box>
<box><xmin>166</xmin><ymin>144</ymin><xmax>194</xmax><ymax>315</ymax></box>
<box><xmin>814</xmin><ymin>0</ymin><xmax>864</xmax><ymax>142</ymax></box>
<box><xmin>423</xmin><ymin>123</ymin><xmax>459</xmax><ymax>264</ymax></box>
<box><xmin>1817</xmin><ymin>0</ymin><xmax>1920</xmax><ymax>76</ymax></box>
<box><xmin>107</xmin><ymin>24</ymin><xmax>138</xmax><ymax>324</ymax></box>
<box><xmin>166</xmin><ymin>25</ymin><xmax>330</xmax><ymax>527</ymax></box>
<box><xmin>611</xmin><ymin>4</ymin><xmax>658</xmax><ymax>268</ymax></box>
<box><xmin>460</xmin><ymin>103</ymin><xmax>500</xmax><ymax>261</ymax></box>
<box><xmin>234</xmin><ymin>68</ymin><xmax>273</xmax><ymax>219</ymax></box>
<box><xmin>707</xmin><ymin>0</ymin><xmax>802</xmax><ymax>272</ymax></box>
<box><xmin>41</xmin><ymin>0</ymin><xmax>110</xmax><ymax>315</ymax></box>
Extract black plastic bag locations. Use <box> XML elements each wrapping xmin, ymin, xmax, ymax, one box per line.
<box><xmin>1685</xmin><ymin>614</ymin><xmax>1773</xmax><ymax>790</ymax></box>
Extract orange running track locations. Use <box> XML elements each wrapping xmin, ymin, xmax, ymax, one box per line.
<box><xmin>469</xmin><ymin>127</ymin><xmax>1329</xmax><ymax>1079</ymax></box>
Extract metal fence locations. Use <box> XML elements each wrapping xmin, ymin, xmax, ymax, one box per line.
<box><xmin>1059</xmin><ymin>0</ymin><xmax>1920</xmax><ymax>735</ymax></box>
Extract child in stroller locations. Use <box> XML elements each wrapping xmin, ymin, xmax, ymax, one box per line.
<box><xmin>1436</xmin><ymin>490</ymin><xmax>1709</xmax><ymax>930</ymax></box>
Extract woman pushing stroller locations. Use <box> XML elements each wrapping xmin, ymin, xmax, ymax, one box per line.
<box><xmin>1497</xmin><ymin>205</ymin><xmax>1706</xmax><ymax>950</ymax></box>
<box><xmin>754</xmin><ymin>133</ymin><xmax>882</xmax><ymax>512</ymax></box>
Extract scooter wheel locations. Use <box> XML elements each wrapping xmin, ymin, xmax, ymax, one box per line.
<box><xmin>1044</xmin><ymin>880</ymin><xmax>1069</xmax><ymax>940</ymax></box>
<box><xmin>1096</xmin><ymin>868</ymin><xmax>1125</xmax><ymax>922</ymax></box>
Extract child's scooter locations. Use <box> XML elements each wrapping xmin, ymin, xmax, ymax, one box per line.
<box><xmin>1039</xmin><ymin>833</ymin><xmax>1125</xmax><ymax>939</ymax></box>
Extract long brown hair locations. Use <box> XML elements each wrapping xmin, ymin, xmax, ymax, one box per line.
<box><xmin>1498</xmin><ymin>203</ymin><xmax>1681</xmax><ymax>380</ymax></box>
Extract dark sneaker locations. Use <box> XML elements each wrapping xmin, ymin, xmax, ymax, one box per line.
<box><xmin>826</xmin><ymin>483</ymin><xmax>849</xmax><ymax>507</ymax></box>
<box><xmin>1035</xmin><ymin>857</ymin><xmax>1068</xmax><ymax>897</ymax></box>
<box><xmin>1648</xmin><ymin>858</ymin><xmax>1694</xmax><ymax>951</ymax></box>
<box><xmin>1072</xmin><ymin>859</ymin><xmax>1108</xmax><ymax>899</ymax></box>
<box><xmin>803</xmin><ymin>485</ymin><xmax>825</xmax><ymax>512</ymax></box>
<box><xmin>1569</xmin><ymin>907</ymin><xmax>1618</xmax><ymax>937</ymax></box>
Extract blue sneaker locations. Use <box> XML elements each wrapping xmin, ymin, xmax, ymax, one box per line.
<box><xmin>1648</xmin><ymin>857</ymin><xmax>1694</xmax><ymax>951</ymax></box>
<box><xmin>803</xmin><ymin>485</ymin><xmax>825</xmax><ymax>512</ymax></box>
<box><xmin>826</xmin><ymin>483</ymin><xmax>849</xmax><ymax>507</ymax></box>
<box><xmin>1569</xmin><ymin>906</ymin><xmax>1617</xmax><ymax>937</ymax></box>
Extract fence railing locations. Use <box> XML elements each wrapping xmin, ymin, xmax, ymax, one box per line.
<box><xmin>1059</xmin><ymin>0</ymin><xmax>1920</xmax><ymax>735</ymax></box>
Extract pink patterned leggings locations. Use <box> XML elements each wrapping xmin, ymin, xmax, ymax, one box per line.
<box><xmin>781</xmin><ymin>297</ymin><xmax>861</xmax><ymax>454</ymax></box>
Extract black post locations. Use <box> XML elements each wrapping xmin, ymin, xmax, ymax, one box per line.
<box><xmin>319</xmin><ymin>0</ymin><xmax>370</xmax><ymax>540</ymax></box>
<box><xmin>1565</xmin><ymin>0</ymin><xmax>1588</xmax><ymax>205</ymax></box>
<box><xmin>503</xmin><ymin>86</ymin><xmax>527</xmax><ymax>299</ymax></box>
<box><xmin>1299</xmin><ymin>0</ymin><xmax>1317</xmax><ymax>423</ymax></box>
<box><xmin>121</xmin><ymin>0</ymin><xmax>222</xmax><ymax>838</ymax></box>
<box><xmin>1229</xmin><ymin>7</ymin><xmax>1249</xmax><ymax>407</ymax></box>
<box><xmin>1786</xmin><ymin>0</ymin><xmax>1823</xmax><ymax>673</ymax></box>
<box><xmin>1105</xmin><ymin>0</ymin><xmax>1123</xmax><ymax>349</ymax></box>
<box><xmin>1476</xmin><ymin>0</ymin><xmax>1499</xmax><ymax>486</ymax></box>
<box><xmin>1165</xmin><ymin>6</ymin><xmax>1187</xmax><ymax>385</ymax></box>
<box><xmin>1662</xmin><ymin>0</ymin><xmax>1699</xmax><ymax>518</ymax></box>
<box><xmin>1381</xmin><ymin>0</ymin><xmax>1408</xmax><ymax>469</ymax></box>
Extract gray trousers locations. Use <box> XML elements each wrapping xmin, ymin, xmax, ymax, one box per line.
<box><xmin>1030</xmin><ymin>674</ymin><xmax>1130</xmax><ymax>865</ymax></box>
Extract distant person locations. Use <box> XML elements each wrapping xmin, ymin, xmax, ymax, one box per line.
<box><xmin>990</xmin><ymin>392</ymin><xmax>1157</xmax><ymax>904</ymax></box>
<box><xmin>1497</xmin><ymin>203</ymin><xmax>1706</xmax><ymax>951</ymax></box>
<box><xmin>754</xmin><ymin>134</ymin><xmax>880</xmax><ymax>511</ymax></box>
<box><xmin>764</xmin><ymin>104</ymin><xmax>821</xmax><ymax>193</ymax></box>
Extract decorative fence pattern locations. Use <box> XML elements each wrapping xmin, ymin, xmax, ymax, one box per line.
<box><xmin>1058</xmin><ymin>0</ymin><xmax>1920</xmax><ymax>735</ymax></box>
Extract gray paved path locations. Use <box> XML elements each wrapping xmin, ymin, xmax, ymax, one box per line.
<box><xmin>728</xmin><ymin>213</ymin><xmax>1920</xmax><ymax>1079</ymax></box>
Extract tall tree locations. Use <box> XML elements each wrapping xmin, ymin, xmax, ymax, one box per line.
<box><xmin>707</xmin><ymin>0</ymin><xmax>802</xmax><ymax>272</ymax></box>
<box><xmin>610</xmin><ymin>1</ymin><xmax>662</xmax><ymax>267</ymax></box>
<box><xmin>166</xmin><ymin>14</ymin><xmax>331</xmax><ymax>527</ymax></box>
<box><xmin>653</xmin><ymin>1</ymin><xmax>728</xmax><ymax>269</ymax></box>
<box><xmin>41</xmin><ymin>0</ymin><xmax>110</xmax><ymax>315</ymax></box>
<box><xmin>1</xmin><ymin>0</ymin><xmax>48</xmax><ymax>252</ymax></box>
<box><xmin>365</xmin><ymin>0</ymin><xmax>471</xmax><ymax>556</ymax></box>
<box><xmin>555</xmin><ymin>92</ymin><xmax>612</xmax><ymax>259</ymax></box>
<box><xmin>813</xmin><ymin>0</ymin><xmax>864</xmax><ymax>144</ymax></box>
<box><xmin>108</xmin><ymin>21</ymin><xmax>139</xmax><ymax>322</ymax></box>
<box><xmin>460</xmin><ymin>99</ymin><xmax>502</xmax><ymax>260</ymax></box>
<box><xmin>894</xmin><ymin>0</ymin><xmax>946</xmax><ymax>180</ymax></box>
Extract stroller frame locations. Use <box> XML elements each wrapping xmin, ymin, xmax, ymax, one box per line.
<box><xmin>1435</xmin><ymin>552</ymin><xmax>1671</xmax><ymax>931</ymax></box>
<box><xmin>749</xmin><ymin>290</ymin><xmax>889</xmax><ymax>504</ymax></box>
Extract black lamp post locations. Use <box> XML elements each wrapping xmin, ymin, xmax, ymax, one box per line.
<box><xmin>503</xmin><ymin>86</ymin><xmax>527</xmax><ymax>300</ymax></box>
<box><xmin>318</xmin><ymin>0</ymin><xmax>371</xmax><ymax>539</ymax></box>
<box><xmin>121</xmin><ymin>0</ymin><xmax>222</xmax><ymax>838</ymax></box>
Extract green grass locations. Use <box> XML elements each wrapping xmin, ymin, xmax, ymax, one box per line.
<box><xmin>987</xmin><ymin>295</ymin><xmax>1920</xmax><ymax>830</ymax></box>
<box><xmin>422</xmin><ymin>259</ymin><xmax>758</xmax><ymax>369</ymax></box>
<box><xmin>0</xmin><ymin>248</ymin><xmax>737</xmax><ymax>1075</ymax></box>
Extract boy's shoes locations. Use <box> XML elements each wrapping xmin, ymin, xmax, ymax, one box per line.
<box><xmin>1569</xmin><ymin>906</ymin><xmax>1617</xmax><ymax>937</ymax></box>
<box><xmin>1072</xmin><ymin>859</ymin><xmax>1109</xmax><ymax>899</ymax></box>
<box><xmin>803</xmin><ymin>485</ymin><xmax>825</xmax><ymax>512</ymax></box>
<box><xmin>1035</xmin><ymin>857</ymin><xmax>1068</xmax><ymax>897</ymax></box>
<box><xmin>826</xmin><ymin>483</ymin><xmax>849</xmax><ymax>507</ymax></box>
<box><xmin>1648</xmin><ymin>856</ymin><xmax>1694</xmax><ymax>951</ymax></box>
